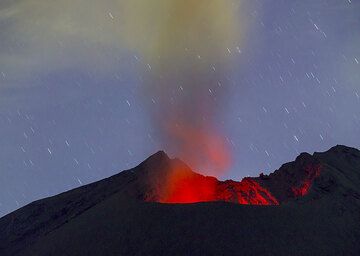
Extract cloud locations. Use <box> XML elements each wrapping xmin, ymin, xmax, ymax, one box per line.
<box><xmin>0</xmin><ymin>0</ymin><xmax>245</xmax><ymax>88</ymax></box>
<box><xmin>0</xmin><ymin>0</ymin><xmax>128</xmax><ymax>90</ymax></box>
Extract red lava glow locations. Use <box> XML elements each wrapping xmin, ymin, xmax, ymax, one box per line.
<box><xmin>219</xmin><ymin>178</ymin><xmax>279</xmax><ymax>205</ymax></box>
<box><xmin>159</xmin><ymin>167</ymin><xmax>279</xmax><ymax>205</ymax></box>
<box><xmin>160</xmin><ymin>167</ymin><xmax>218</xmax><ymax>203</ymax></box>
<box><xmin>157</xmin><ymin>121</ymin><xmax>280</xmax><ymax>205</ymax></box>
<box><xmin>151</xmin><ymin>163</ymin><xmax>323</xmax><ymax>205</ymax></box>
<box><xmin>154</xmin><ymin>121</ymin><xmax>321</xmax><ymax>205</ymax></box>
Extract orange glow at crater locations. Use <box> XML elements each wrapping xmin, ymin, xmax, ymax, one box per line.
<box><xmin>160</xmin><ymin>167</ymin><xmax>218</xmax><ymax>203</ymax></box>
<box><xmin>158</xmin><ymin>166</ymin><xmax>279</xmax><ymax>205</ymax></box>
<box><xmin>147</xmin><ymin>160</ymin><xmax>323</xmax><ymax>205</ymax></box>
<box><xmin>148</xmin><ymin>120</ymin><xmax>323</xmax><ymax>205</ymax></box>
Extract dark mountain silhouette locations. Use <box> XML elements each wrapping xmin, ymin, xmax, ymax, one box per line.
<box><xmin>0</xmin><ymin>145</ymin><xmax>359</xmax><ymax>255</ymax></box>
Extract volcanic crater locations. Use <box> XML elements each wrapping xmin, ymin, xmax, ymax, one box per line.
<box><xmin>133</xmin><ymin>150</ymin><xmax>323</xmax><ymax>205</ymax></box>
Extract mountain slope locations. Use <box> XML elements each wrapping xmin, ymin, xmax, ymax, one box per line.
<box><xmin>0</xmin><ymin>145</ymin><xmax>360</xmax><ymax>255</ymax></box>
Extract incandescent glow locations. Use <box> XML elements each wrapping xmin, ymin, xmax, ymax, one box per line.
<box><xmin>161</xmin><ymin>167</ymin><xmax>218</xmax><ymax>203</ymax></box>
<box><xmin>145</xmin><ymin>160</ymin><xmax>323</xmax><ymax>205</ymax></box>
<box><xmin>158</xmin><ymin>166</ymin><xmax>279</xmax><ymax>205</ymax></box>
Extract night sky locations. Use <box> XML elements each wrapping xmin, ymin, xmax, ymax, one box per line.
<box><xmin>1</xmin><ymin>0</ymin><xmax>359</xmax><ymax>217</ymax></box>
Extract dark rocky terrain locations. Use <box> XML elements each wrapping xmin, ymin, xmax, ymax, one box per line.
<box><xmin>0</xmin><ymin>145</ymin><xmax>359</xmax><ymax>255</ymax></box>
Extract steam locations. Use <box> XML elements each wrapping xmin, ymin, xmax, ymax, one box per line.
<box><xmin>121</xmin><ymin>0</ymin><xmax>242</xmax><ymax>176</ymax></box>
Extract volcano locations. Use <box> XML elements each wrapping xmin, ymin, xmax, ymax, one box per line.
<box><xmin>0</xmin><ymin>145</ymin><xmax>360</xmax><ymax>255</ymax></box>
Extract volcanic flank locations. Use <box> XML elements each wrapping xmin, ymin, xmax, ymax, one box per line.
<box><xmin>1</xmin><ymin>145</ymin><xmax>360</xmax><ymax>256</ymax></box>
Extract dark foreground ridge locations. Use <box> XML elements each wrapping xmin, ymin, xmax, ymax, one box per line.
<box><xmin>0</xmin><ymin>145</ymin><xmax>360</xmax><ymax>255</ymax></box>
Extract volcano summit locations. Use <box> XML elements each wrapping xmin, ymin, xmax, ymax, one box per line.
<box><xmin>0</xmin><ymin>145</ymin><xmax>360</xmax><ymax>255</ymax></box>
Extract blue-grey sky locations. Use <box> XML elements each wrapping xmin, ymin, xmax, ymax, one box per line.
<box><xmin>0</xmin><ymin>0</ymin><xmax>359</xmax><ymax>216</ymax></box>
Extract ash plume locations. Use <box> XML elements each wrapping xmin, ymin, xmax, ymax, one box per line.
<box><xmin>121</xmin><ymin>0</ymin><xmax>242</xmax><ymax>176</ymax></box>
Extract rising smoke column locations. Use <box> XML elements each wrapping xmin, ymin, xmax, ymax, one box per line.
<box><xmin>121</xmin><ymin>0</ymin><xmax>242</xmax><ymax>176</ymax></box>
